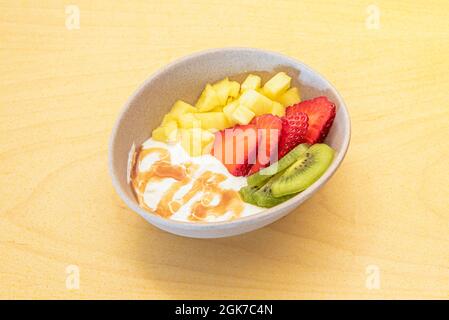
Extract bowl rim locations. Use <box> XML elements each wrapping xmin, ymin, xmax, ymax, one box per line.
<box><xmin>108</xmin><ymin>47</ymin><xmax>351</xmax><ymax>230</ymax></box>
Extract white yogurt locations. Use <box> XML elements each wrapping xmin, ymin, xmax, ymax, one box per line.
<box><xmin>132</xmin><ymin>138</ymin><xmax>263</xmax><ymax>222</ymax></box>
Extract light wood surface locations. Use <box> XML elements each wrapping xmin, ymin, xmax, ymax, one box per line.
<box><xmin>1</xmin><ymin>0</ymin><xmax>448</xmax><ymax>299</ymax></box>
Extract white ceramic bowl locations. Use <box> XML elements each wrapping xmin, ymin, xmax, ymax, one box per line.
<box><xmin>109</xmin><ymin>48</ymin><xmax>350</xmax><ymax>238</ymax></box>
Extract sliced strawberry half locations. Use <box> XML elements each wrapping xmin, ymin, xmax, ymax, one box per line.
<box><xmin>286</xmin><ymin>96</ymin><xmax>336</xmax><ymax>144</ymax></box>
<box><xmin>212</xmin><ymin>124</ymin><xmax>258</xmax><ymax>176</ymax></box>
<box><xmin>248</xmin><ymin>114</ymin><xmax>282</xmax><ymax>175</ymax></box>
<box><xmin>278</xmin><ymin>112</ymin><xmax>308</xmax><ymax>158</ymax></box>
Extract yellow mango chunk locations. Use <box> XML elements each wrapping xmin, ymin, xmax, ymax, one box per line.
<box><xmin>152</xmin><ymin>126</ymin><xmax>166</xmax><ymax>141</ymax></box>
<box><xmin>223</xmin><ymin>100</ymin><xmax>239</xmax><ymax>123</ymax></box>
<box><xmin>277</xmin><ymin>87</ymin><xmax>301</xmax><ymax>107</ymax></box>
<box><xmin>152</xmin><ymin>120</ymin><xmax>178</xmax><ymax>143</ymax></box>
<box><xmin>263</xmin><ymin>72</ymin><xmax>291</xmax><ymax>99</ymax></box>
<box><xmin>228</xmin><ymin>81</ymin><xmax>240</xmax><ymax>98</ymax></box>
<box><xmin>161</xmin><ymin>113</ymin><xmax>178</xmax><ymax>126</ymax></box>
<box><xmin>193</xmin><ymin>112</ymin><xmax>230</xmax><ymax>131</ymax></box>
<box><xmin>241</xmin><ymin>74</ymin><xmax>262</xmax><ymax>92</ymax></box>
<box><xmin>239</xmin><ymin>89</ymin><xmax>274</xmax><ymax>115</ymax></box>
<box><xmin>163</xmin><ymin>120</ymin><xmax>178</xmax><ymax>142</ymax></box>
<box><xmin>270</xmin><ymin>102</ymin><xmax>285</xmax><ymax>117</ymax></box>
<box><xmin>212</xmin><ymin>78</ymin><xmax>232</xmax><ymax>105</ymax></box>
<box><xmin>169</xmin><ymin>100</ymin><xmax>197</xmax><ymax>117</ymax></box>
<box><xmin>178</xmin><ymin>113</ymin><xmax>201</xmax><ymax>128</ymax></box>
<box><xmin>210</xmin><ymin>105</ymin><xmax>224</xmax><ymax>112</ymax></box>
<box><xmin>231</xmin><ymin>105</ymin><xmax>255</xmax><ymax>125</ymax></box>
<box><xmin>180</xmin><ymin>128</ymin><xmax>215</xmax><ymax>157</ymax></box>
<box><xmin>200</xmin><ymin>130</ymin><xmax>216</xmax><ymax>154</ymax></box>
<box><xmin>195</xmin><ymin>84</ymin><xmax>221</xmax><ymax>112</ymax></box>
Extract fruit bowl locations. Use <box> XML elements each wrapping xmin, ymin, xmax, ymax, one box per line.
<box><xmin>109</xmin><ymin>48</ymin><xmax>350</xmax><ymax>238</ymax></box>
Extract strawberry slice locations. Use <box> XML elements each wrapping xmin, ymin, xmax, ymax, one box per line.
<box><xmin>248</xmin><ymin>114</ymin><xmax>282</xmax><ymax>175</ymax></box>
<box><xmin>212</xmin><ymin>124</ymin><xmax>258</xmax><ymax>176</ymax></box>
<box><xmin>286</xmin><ymin>96</ymin><xmax>336</xmax><ymax>144</ymax></box>
<box><xmin>278</xmin><ymin>112</ymin><xmax>308</xmax><ymax>158</ymax></box>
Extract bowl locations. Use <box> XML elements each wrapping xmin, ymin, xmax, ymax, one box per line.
<box><xmin>109</xmin><ymin>48</ymin><xmax>350</xmax><ymax>238</ymax></box>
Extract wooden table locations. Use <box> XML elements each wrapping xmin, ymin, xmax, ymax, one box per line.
<box><xmin>1</xmin><ymin>0</ymin><xmax>448</xmax><ymax>299</ymax></box>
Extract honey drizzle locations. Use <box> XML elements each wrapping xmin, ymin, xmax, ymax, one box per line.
<box><xmin>130</xmin><ymin>146</ymin><xmax>243</xmax><ymax>221</ymax></box>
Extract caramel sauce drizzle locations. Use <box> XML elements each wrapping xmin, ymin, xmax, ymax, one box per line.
<box><xmin>130</xmin><ymin>146</ymin><xmax>243</xmax><ymax>221</ymax></box>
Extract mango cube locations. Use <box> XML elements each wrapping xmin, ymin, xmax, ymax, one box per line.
<box><xmin>169</xmin><ymin>100</ymin><xmax>197</xmax><ymax>117</ymax></box>
<box><xmin>180</xmin><ymin>128</ymin><xmax>215</xmax><ymax>157</ymax></box>
<box><xmin>152</xmin><ymin>120</ymin><xmax>178</xmax><ymax>143</ymax></box>
<box><xmin>163</xmin><ymin>120</ymin><xmax>178</xmax><ymax>142</ymax></box>
<box><xmin>241</xmin><ymin>74</ymin><xmax>262</xmax><ymax>92</ymax></box>
<box><xmin>277</xmin><ymin>87</ymin><xmax>301</xmax><ymax>107</ymax></box>
<box><xmin>223</xmin><ymin>100</ymin><xmax>239</xmax><ymax>123</ymax></box>
<box><xmin>263</xmin><ymin>72</ymin><xmax>291</xmax><ymax>99</ymax></box>
<box><xmin>212</xmin><ymin>78</ymin><xmax>232</xmax><ymax>105</ymax></box>
<box><xmin>270</xmin><ymin>102</ymin><xmax>285</xmax><ymax>117</ymax></box>
<box><xmin>178</xmin><ymin>113</ymin><xmax>201</xmax><ymax>128</ymax></box>
<box><xmin>195</xmin><ymin>84</ymin><xmax>221</xmax><ymax>112</ymax></box>
<box><xmin>151</xmin><ymin>126</ymin><xmax>166</xmax><ymax>141</ymax></box>
<box><xmin>161</xmin><ymin>113</ymin><xmax>178</xmax><ymax>126</ymax></box>
<box><xmin>228</xmin><ymin>81</ymin><xmax>240</xmax><ymax>98</ymax></box>
<box><xmin>231</xmin><ymin>105</ymin><xmax>255</xmax><ymax>125</ymax></box>
<box><xmin>239</xmin><ymin>89</ymin><xmax>274</xmax><ymax>115</ymax></box>
<box><xmin>193</xmin><ymin>112</ymin><xmax>230</xmax><ymax>131</ymax></box>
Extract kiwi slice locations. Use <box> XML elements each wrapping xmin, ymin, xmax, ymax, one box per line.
<box><xmin>252</xmin><ymin>172</ymin><xmax>295</xmax><ymax>208</ymax></box>
<box><xmin>247</xmin><ymin>143</ymin><xmax>309</xmax><ymax>187</ymax></box>
<box><xmin>271</xmin><ymin>144</ymin><xmax>334</xmax><ymax>197</ymax></box>
<box><xmin>238</xmin><ymin>185</ymin><xmax>260</xmax><ymax>205</ymax></box>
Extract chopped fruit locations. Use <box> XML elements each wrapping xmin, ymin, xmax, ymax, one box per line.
<box><xmin>287</xmin><ymin>96</ymin><xmax>336</xmax><ymax>144</ymax></box>
<box><xmin>163</xmin><ymin>120</ymin><xmax>178</xmax><ymax>142</ymax></box>
<box><xmin>238</xmin><ymin>185</ymin><xmax>259</xmax><ymax>205</ymax></box>
<box><xmin>193</xmin><ymin>112</ymin><xmax>230</xmax><ymax>131</ymax></box>
<box><xmin>161</xmin><ymin>113</ymin><xmax>178</xmax><ymax>126</ymax></box>
<box><xmin>278</xmin><ymin>112</ymin><xmax>308</xmax><ymax>158</ymax></box>
<box><xmin>252</xmin><ymin>172</ymin><xmax>295</xmax><ymax>208</ymax></box>
<box><xmin>229</xmin><ymin>81</ymin><xmax>240</xmax><ymax>98</ymax></box>
<box><xmin>278</xmin><ymin>87</ymin><xmax>301</xmax><ymax>107</ymax></box>
<box><xmin>151</xmin><ymin>126</ymin><xmax>166</xmax><ymax>141</ymax></box>
<box><xmin>195</xmin><ymin>84</ymin><xmax>222</xmax><ymax>112</ymax></box>
<box><xmin>239</xmin><ymin>89</ymin><xmax>274</xmax><ymax>115</ymax></box>
<box><xmin>178</xmin><ymin>112</ymin><xmax>201</xmax><ymax>128</ymax></box>
<box><xmin>210</xmin><ymin>105</ymin><xmax>224</xmax><ymax>112</ymax></box>
<box><xmin>269</xmin><ymin>101</ymin><xmax>286</xmax><ymax>117</ymax></box>
<box><xmin>247</xmin><ymin>143</ymin><xmax>309</xmax><ymax>187</ymax></box>
<box><xmin>263</xmin><ymin>72</ymin><xmax>291</xmax><ymax>99</ymax></box>
<box><xmin>248</xmin><ymin>114</ymin><xmax>282</xmax><ymax>175</ymax></box>
<box><xmin>212</xmin><ymin>124</ymin><xmax>258</xmax><ymax>176</ymax></box>
<box><xmin>169</xmin><ymin>100</ymin><xmax>197</xmax><ymax>118</ymax></box>
<box><xmin>212</xmin><ymin>78</ymin><xmax>232</xmax><ymax>105</ymax></box>
<box><xmin>241</xmin><ymin>74</ymin><xmax>262</xmax><ymax>92</ymax></box>
<box><xmin>180</xmin><ymin>128</ymin><xmax>215</xmax><ymax>156</ymax></box>
<box><xmin>231</xmin><ymin>105</ymin><xmax>255</xmax><ymax>125</ymax></box>
<box><xmin>152</xmin><ymin>120</ymin><xmax>178</xmax><ymax>143</ymax></box>
<box><xmin>223</xmin><ymin>100</ymin><xmax>239</xmax><ymax>124</ymax></box>
<box><xmin>271</xmin><ymin>144</ymin><xmax>335</xmax><ymax>197</ymax></box>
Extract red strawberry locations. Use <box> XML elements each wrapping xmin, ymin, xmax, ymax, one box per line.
<box><xmin>248</xmin><ymin>114</ymin><xmax>282</xmax><ymax>175</ymax></box>
<box><xmin>278</xmin><ymin>112</ymin><xmax>309</xmax><ymax>158</ymax></box>
<box><xmin>212</xmin><ymin>124</ymin><xmax>258</xmax><ymax>176</ymax></box>
<box><xmin>286</xmin><ymin>96</ymin><xmax>336</xmax><ymax>144</ymax></box>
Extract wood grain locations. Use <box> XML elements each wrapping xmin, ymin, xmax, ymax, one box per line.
<box><xmin>1</xmin><ymin>0</ymin><xmax>448</xmax><ymax>299</ymax></box>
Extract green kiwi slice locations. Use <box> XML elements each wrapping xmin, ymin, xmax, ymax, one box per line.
<box><xmin>247</xmin><ymin>143</ymin><xmax>309</xmax><ymax>187</ymax></box>
<box><xmin>271</xmin><ymin>144</ymin><xmax>335</xmax><ymax>197</ymax></box>
<box><xmin>252</xmin><ymin>172</ymin><xmax>295</xmax><ymax>208</ymax></box>
<box><xmin>238</xmin><ymin>185</ymin><xmax>260</xmax><ymax>205</ymax></box>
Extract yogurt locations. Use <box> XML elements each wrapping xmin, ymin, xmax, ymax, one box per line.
<box><xmin>129</xmin><ymin>138</ymin><xmax>263</xmax><ymax>222</ymax></box>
